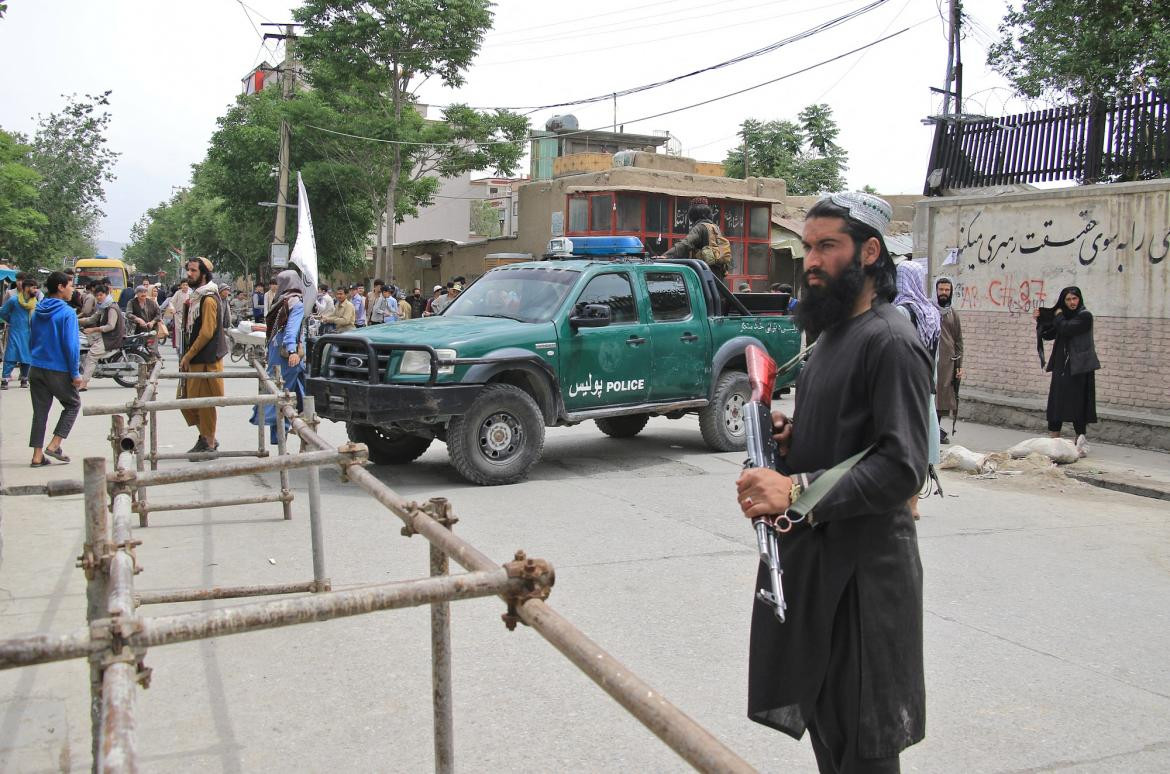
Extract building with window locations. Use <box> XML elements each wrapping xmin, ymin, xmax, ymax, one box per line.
<box><xmin>380</xmin><ymin>160</ymin><xmax>787</xmax><ymax>292</ymax></box>
<box><xmin>516</xmin><ymin>160</ymin><xmax>787</xmax><ymax>291</ymax></box>
<box><xmin>468</xmin><ymin>177</ymin><xmax>527</xmax><ymax>237</ymax></box>
<box><xmin>529</xmin><ymin>115</ymin><xmax>671</xmax><ymax>180</ymax></box>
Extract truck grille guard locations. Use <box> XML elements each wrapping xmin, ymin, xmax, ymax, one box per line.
<box><xmin>311</xmin><ymin>335</ymin><xmax>533</xmax><ymax>387</ymax></box>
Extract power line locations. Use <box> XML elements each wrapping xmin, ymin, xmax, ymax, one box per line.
<box><xmin>234</xmin><ymin>0</ymin><xmax>281</xmax><ymax>61</ymax></box>
<box><xmin>475</xmin><ymin>0</ymin><xmax>866</xmax><ymax>67</ymax></box>
<box><xmin>304</xmin><ymin>21</ymin><xmax>930</xmax><ymax>151</ymax></box>
<box><xmin>483</xmin><ymin>0</ymin><xmax>890</xmax><ymax>112</ymax></box>
<box><xmin>484</xmin><ymin>0</ymin><xmax>713</xmax><ymax>39</ymax></box>
<box><xmin>483</xmin><ymin>0</ymin><xmax>791</xmax><ymax>48</ymax></box>
<box><xmin>811</xmin><ymin>0</ymin><xmax>914</xmax><ymax>103</ymax></box>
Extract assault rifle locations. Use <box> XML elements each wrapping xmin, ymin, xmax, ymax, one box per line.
<box><xmin>743</xmin><ymin>343</ymin><xmax>812</xmax><ymax>623</ymax></box>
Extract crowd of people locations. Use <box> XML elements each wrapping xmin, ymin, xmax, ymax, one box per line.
<box><xmin>310</xmin><ymin>277</ymin><xmax>460</xmax><ymax>333</ymax></box>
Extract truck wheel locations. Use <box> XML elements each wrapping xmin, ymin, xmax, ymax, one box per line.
<box><xmin>347</xmin><ymin>423</ymin><xmax>433</xmax><ymax>465</ymax></box>
<box><xmin>699</xmin><ymin>370</ymin><xmax>749</xmax><ymax>452</ymax></box>
<box><xmin>595</xmin><ymin>413</ymin><xmax>650</xmax><ymax>438</ymax></box>
<box><xmin>447</xmin><ymin>384</ymin><xmax>545</xmax><ymax>485</ymax></box>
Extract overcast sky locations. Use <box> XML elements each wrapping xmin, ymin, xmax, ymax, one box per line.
<box><xmin>0</xmin><ymin>0</ymin><xmax>1034</xmax><ymax>246</ymax></box>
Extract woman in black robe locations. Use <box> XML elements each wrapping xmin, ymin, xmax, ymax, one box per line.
<box><xmin>1035</xmin><ymin>286</ymin><xmax>1100</xmax><ymax>443</ymax></box>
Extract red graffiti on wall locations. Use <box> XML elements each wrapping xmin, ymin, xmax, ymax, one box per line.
<box><xmin>957</xmin><ymin>276</ymin><xmax>1047</xmax><ymax>315</ymax></box>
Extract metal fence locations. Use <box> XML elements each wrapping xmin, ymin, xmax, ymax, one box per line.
<box><xmin>925</xmin><ymin>90</ymin><xmax>1170</xmax><ymax>191</ymax></box>
<box><xmin>0</xmin><ymin>361</ymin><xmax>755</xmax><ymax>773</ymax></box>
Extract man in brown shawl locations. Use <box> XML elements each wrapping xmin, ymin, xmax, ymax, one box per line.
<box><xmin>179</xmin><ymin>257</ymin><xmax>229</xmax><ymax>454</ymax></box>
<box><xmin>934</xmin><ymin>276</ymin><xmax>963</xmax><ymax>444</ymax></box>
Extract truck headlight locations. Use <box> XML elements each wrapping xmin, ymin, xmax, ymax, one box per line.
<box><xmin>399</xmin><ymin>349</ymin><xmax>456</xmax><ymax>376</ymax></box>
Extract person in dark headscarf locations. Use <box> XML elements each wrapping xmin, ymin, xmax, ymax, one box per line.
<box><xmin>1034</xmin><ymin>286</ymin><xmax>1099</xmax><ymax>449</ymax></box>
<box><xmin>252</xmin><ymin>269</ymin><xmax>307</xmax><ymax>443</ymax></box>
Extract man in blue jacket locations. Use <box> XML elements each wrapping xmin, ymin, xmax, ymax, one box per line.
<box><xmin>27</xmin><ymin>271</ymin><xmax>82</xmax><ymax>467</ymax></box>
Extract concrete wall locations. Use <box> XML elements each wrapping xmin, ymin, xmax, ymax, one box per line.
<box><xmin>384</xmin><ymin>237</ymin><xmax>531</xmax><ymax>292</ymax></box>
<box><xmin>915</xmin><ymin>179</ymin><xmax>1170</xmax><ymax>446</ymax></box>
<box><xmin>390</xmin><ymin>172</ymin><xmax>473</xmax><ymax>245</ymax></box>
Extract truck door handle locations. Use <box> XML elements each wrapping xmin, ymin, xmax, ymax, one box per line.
<box><xmin>679</xmin><ymin>332</ymin><xmax>699</xmax><ymax>342</ymax></box>
<box><xmin>626</xmin><ymin>336</ymin><xmax>646</xmax><ymax>346</ymax></box>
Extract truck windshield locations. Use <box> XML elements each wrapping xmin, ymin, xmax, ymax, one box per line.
<box><xmin>444</xmin><ymin>267</ymin><xmax>579</xmax><ymax>323</ymax></box>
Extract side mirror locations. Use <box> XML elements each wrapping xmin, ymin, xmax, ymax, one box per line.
<box><xmin>569</xmin><ymin>302</ymin><xmax>612</xmax><ymax>329</ymax></box>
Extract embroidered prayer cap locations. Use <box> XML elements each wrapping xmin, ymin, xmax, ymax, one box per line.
<box><xmin>824</xmin><ymin>192</ymin><xmax>893</xmax><ymax>236</ymax></box>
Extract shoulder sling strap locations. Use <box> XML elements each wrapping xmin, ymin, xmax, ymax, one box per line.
<box><xmin>786</xmin><ymin>444</ymin><xmax>875</xmax><ymax>525</ymax></box>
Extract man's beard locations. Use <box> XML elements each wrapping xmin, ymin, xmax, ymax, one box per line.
<box><xmin>936</xmin><ymin>293</ymin><xmax>952</xmax><ymax>307</ymax></box>
<box><xmin>794</xmin><ymin>249</ymin><xmax>867</xmax><ymax>338</ymax></box>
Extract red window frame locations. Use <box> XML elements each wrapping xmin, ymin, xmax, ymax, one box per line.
<box><xmin>565</xmin><ymin>192</ymin><xmax>772</xmax><ymax>289</ymax></box>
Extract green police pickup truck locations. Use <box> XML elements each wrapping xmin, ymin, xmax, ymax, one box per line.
<box><xmin>307</xmin><ymin>240</ymin><xmax>801</xmax><ymax>485</ymax></box>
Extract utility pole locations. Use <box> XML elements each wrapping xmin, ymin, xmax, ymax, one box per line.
<box><xmin>262</xmin><ymin>23</ymin><xmax>302</xmax><ymax>275</ymax></box>
<box><xmin>923</xmin><ymin>0</ymin><xmax>963</xmax><ymax>194</ymax></box>
<box><xmin>743</xmin><ymin>135</ymin><xmax>750</xmax><ymax>178</ymax></box>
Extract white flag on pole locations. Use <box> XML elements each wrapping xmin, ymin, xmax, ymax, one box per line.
<box><xmin>289</xmin><ymin>172</ymin><xmax>319</xmax><ymax>311</ymax></box>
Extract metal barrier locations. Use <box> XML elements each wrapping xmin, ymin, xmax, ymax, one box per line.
<box><xmin>0</xmin><ymin>359</ymin><xmax>756</xmax><ymax>773</ymax></box>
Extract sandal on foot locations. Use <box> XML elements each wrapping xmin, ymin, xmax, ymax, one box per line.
<box><xmin>44</xmin><ymin>447</ymin><xmax>70</xmax><ymax>462</ymax></box>
<box><xmin>30</xmin><ymin>458</ymin><xmax>53</xmax><ymax>468</ymax></box>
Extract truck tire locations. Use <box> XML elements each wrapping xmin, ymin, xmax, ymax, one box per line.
<box><xmin>347</xmin><ymin>423</ymin><xmax>433</xmax><ymax>465</ymax></box>
<box><xmin>447</xmin><ymin>384</ymin><xmax>545</xmax><ymax>485</ymax></box>
<box><xmin>699</xmin><ymin>370</ymin><xmax>749</xmax><ymax>452</ymax></box>
<box><xmin>595</xmin><ymin>413</ymin><xmax>650</xmax><ymax>438</ymax></box>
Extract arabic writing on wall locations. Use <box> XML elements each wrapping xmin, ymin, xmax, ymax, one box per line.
<box><xmin>959</xmin><ymin>209</ymin><xmax>1170</xmax><ymax>272</ymax></box>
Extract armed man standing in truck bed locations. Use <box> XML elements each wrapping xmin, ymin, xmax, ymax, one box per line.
<box><xmin>662</xmin><ymin>197</ymin><xmax>732</xmax><ymax>278</ymax></box>
<box><xmin>735</xmin><ymin>192</ymin><xmax>931</xmax><ymax>774</ymax></box>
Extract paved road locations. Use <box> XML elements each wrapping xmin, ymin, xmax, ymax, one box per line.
<box><xmin>1</xmin><ymin>366</ymin><xmax>1168</xmax><ymax>772</ymax></box>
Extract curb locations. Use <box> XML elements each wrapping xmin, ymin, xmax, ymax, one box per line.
<box><xmin>1064</xmin><ymin>471</ymin><xmax>1170</xmax><ymax>502</ymax></box>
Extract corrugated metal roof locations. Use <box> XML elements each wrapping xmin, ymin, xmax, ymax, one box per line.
<box><xmin>884</xmin><ymin>233</ymin><xmax>914</xmax><ymax>256</ymax></box>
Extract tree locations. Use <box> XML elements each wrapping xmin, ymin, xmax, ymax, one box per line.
<box><xmin>470</xmin><ymin>199</ymin><xmax>501</xmax><ymax>237</ymax></box>
<box><xmin>294</xmin><ymin>0</ymin><xmax>529</xmax><ymax>279</ymax></box>
<box><xmin>0</xmin><ymin>129</ymin><xmax>49</xmax><ymax>266</ymax></box>
<box><xmin>22</xmin><ymin>92</ymin><xmax>119</xmax><ymax>265</ymax></box>
<box><xmin>196</xmin><ymin>87</ymin><xmax>380</xmax><ymax>276</ymax></box>
<box><xmin>724</xmin><ymin>104</ymin><xmax>848</xmax><ymax>195</ymax></box>
<box><xmin>987</xmin><ymin>0</ymin><xmax>1170</xmax><ymax>100</ymax></box>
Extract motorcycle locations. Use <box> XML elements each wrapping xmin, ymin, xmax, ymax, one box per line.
<box><xmin>79</xmin><ymin>331</ymin><xmax>161</xmax><ymax>388</ymax></box>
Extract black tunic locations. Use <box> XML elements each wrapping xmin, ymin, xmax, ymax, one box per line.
<box><xmin>748</xmin><ymin>301</ymin><xmax>931</xmax><ymax>758</ymax></box>
<box><xmin>1039</xmin><ymin>311</ymin><xmax>1098</xmax><ymax>429</ymax></box>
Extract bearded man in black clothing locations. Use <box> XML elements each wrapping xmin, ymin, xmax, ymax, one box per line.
<box><xmin>735</xmin><ymin>192</ymin><xmax>932</xmax><ymax>774</ymax></box>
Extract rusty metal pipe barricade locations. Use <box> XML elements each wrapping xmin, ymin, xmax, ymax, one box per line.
<box><xmin>254</xmin><ymin>362</ymin><xmax>757</xmax><ymax>773</ymax></box>
<box><xmin>109</xmin><ymin>447</ymin><xmax>365</xmax><ymax>489</ymax></box>
<box><xmin>1</xmin><ymin>359</ymin><xmax>757</xmax><ymax>773</ymax></box>
<box><xmin>83</xmin><ymin>393</ymin><xmax>281</xmax><ymax>417</ymax></box>
<box><xmin>99</xmin><ymin>449</ymin><xmax>144</xmax><ymax>772</ymax></box>
<box><xmin>135</xmin><ymin>580</ymin><xmax>322</xmax><ymax>606</ymax></box>
<box><xmin>1</xmin><ymin>571</ymin><xmax>523</xmax><ymax>670</ymax></box>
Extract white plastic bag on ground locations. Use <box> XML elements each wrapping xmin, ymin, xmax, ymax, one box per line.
<box><xmin>1007</xmin><ymin>437</ymin><xmax>1080</xmax><ymax>464</ymax></box>
<box><xmin>939</xmin><ymin>445</ymin><xmax>997</xmax><ymax>474</ymax></box>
